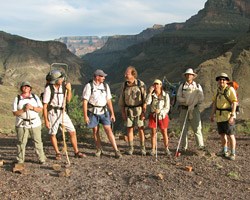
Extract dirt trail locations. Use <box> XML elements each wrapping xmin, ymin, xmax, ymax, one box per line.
<box><xmin>0</xmin><ymin>131</ymin><xmax>249</xmax><ymax>200</ymax></box>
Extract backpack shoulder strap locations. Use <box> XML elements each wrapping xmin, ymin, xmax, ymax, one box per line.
<box><xmin>88</xmin><ymin>80</ymin><xmax>94</xmax><ymax>95</ymax></box>
<box><xmin>223</xmin><ymin>86</ymin><xmax>231</xmax><ymax>104</ymax></box>
<box><xmin>48</xmin><ymin>84</ymin><xmax>54</xmax><ymax>105</ymax></box>
<box><xmin>31</xmin><ymin>93</ymin><xmax>37</xmax><ymax>102</ymax></box>
<box><xmin>17</xmin><ymin>94</ymin><xmax>21</xmax><ymax>106</ymax></box>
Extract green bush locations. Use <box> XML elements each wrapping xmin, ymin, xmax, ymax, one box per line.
<box><xmin>67</xmin><ymin>90</ymin><xmax>91</xmax><ymax>137</ymax></box>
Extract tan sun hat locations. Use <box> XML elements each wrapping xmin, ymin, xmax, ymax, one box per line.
<box><xmin>153</xmin><ymin>79</ymin><xmax>162</xmax><ymax>85</ymax></box>
<box><xmin>183</xmin><ymin>68</ymin><xmax>197</xmax><ymax>79</ymax></box>
<box><xmin>215</xmin><ymin>72</ymin><xmax>230</xmax><ymax>81</ymax></box>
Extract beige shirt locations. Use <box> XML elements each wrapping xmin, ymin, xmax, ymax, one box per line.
<box><xmin>177</xmin><ymin>81</ymin><xmax>204</xmax><ymax>107</ymax></box>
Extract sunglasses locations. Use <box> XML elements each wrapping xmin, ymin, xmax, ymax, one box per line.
<box><xmin>219</xmin><ymin>78</ymin><xmax>226</xmax><ymax>81</ymax></box>
<box><xmin>154</xmin><ymin>83</ymin><xmax>161</xmax><ymax>85</ymax></box>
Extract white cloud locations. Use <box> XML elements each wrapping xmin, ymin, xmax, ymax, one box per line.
<box><xmin>0</xmin><ymin>0</ymin><xmax>207</xmax><ymax>40</ymax></box>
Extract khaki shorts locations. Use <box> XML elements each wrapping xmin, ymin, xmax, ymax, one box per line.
<box><xmin>126</xmin><ymin>116</ymin><xmax>144</xmax><ymax>128</ymax></box>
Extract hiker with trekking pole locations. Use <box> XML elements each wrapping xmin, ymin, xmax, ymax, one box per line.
<box><xmin>43</xmin><ymin>69</ymin><xmax>86</xmax><ymax>161</ymax></box>
<box><xmin>12</xmin><ymin>81</ymin><xmax>46</xmax><ymax>164</ymax></box>
<box><xmin>145</xmin><ymin>79</ymin><xmax>171</xmax><ymax>158</ymax></box>
<box><xmin>210</xmin><ymin>73</ymin><xmax>237</xmax><ymax>160</ymax></box>
<box><xmin>176</xmin><ymin>68</ymin><xmax>205</xmax><ymax>154</ymax></box>
<box><xmin>82</xmin><ymin>69</ymin><xmax>122</xmax><ymax>159</ymax></box>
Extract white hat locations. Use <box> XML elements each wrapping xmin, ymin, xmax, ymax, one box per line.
<box><xmin>183</xmin><ymin>68</ymin><xmax>197</xmax><ymax>79</ymax></box>
<box><xmin>153</xmin><ymin>79</ymin><xmax>162</xmax><ymax>85</ymax></box>
<box><xmin>215</xmin><ymin>73</ymin><xmax>230</xmax><ymax>81</ymax></box>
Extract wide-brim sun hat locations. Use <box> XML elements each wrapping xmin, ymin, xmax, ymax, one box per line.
<box><xmin>153</xmin><ymin>79</ymin><xmax>162</xmax><ymax>85</ymax></box>
<box><xmin>183</xmin><ymin>68</ymin><xmax>197</xmax><ymax>79</ymax></box>
<box><xmin>216</xmin><ymin>72</ymin><xmax>230</xmax><ymax>81</ymax></box>
<box><xmin>50</xmin><ymin>70</ymin><xmax>64</xmax><ymax>84</ymax></box>
<box><xmin>94</xmin><ymin>69</ymin><xmax>107</xmax><ymax>77</ymax></box>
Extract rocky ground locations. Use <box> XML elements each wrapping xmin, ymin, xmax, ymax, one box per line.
<box><xmin>0</xmin><ymin>129</ymin><xmax>249</xmax><ymax>200</ymax></box>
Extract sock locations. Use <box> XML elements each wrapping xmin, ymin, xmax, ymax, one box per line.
<box><xmin>231</xmin><ymin>149</ymin><xmax>236</xmax><ymax>155</ymax></box>
<box><xmin>223</xmin><ymin>147</ymin><xmax>228</xmax><ymax>152</ymax></box>
<box><xmin>128</xmin><ymin>141</ymin><xmax>134</xmax><ymax>147</ymax></box>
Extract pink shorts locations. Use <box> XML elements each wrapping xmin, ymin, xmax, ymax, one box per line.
<box><xmin>148</xmin><ymin>113</ymin><xmax>169</xmax><ymax>129</ymax></box>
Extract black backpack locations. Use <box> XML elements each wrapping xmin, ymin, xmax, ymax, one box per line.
<box><xmin>41</xmin><ymin>84</ymin><xmax>68</xmax><ymax>112</ymax></box>
<box><xmin>17</xmin><ymin>93</ymin><xmax>38</xmax><ymax>107</ymax></box>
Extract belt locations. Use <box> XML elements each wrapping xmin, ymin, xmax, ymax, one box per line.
<box><xmin>22</xmin><ymin>118</ymin><xmax>36</xmax><ymax>121</ymax></box>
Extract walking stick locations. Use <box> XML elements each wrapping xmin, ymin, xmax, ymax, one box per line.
<box><xmin>175</xmin><ymin>110</ymin><xmax>189</xmax><ymax>157</ymax></box>
<box><xmin>155</xmin><ymin>113</ymin><xmax>158</xmax><ymax>162</ymax></box>
<box><xmin>62</xmin><ymin>89</ymin><xmax>71</xmax><ymax>166</ymax></box>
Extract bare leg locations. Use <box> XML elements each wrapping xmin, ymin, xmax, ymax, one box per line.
<box><xmin>50</xmin><ymin>135</ymin><xmax>60</xmax><ymax>154</ymax></box>
<box><xmin>138</xmin><ymin>126</ymin><xmax>145</xmax><ymax>145</ymax></box>
<box><xmin>103</xmin><ymin>125</ymin><xmax>118</xmax><ymax>151</ymax></box>
<box><xmin>161</xmin><ymin>128</ymin><xmax>169</xmax><ymax>149</ymax></box>
<box><xmin>69</xmin><ymin>131</ymin><xmax>79</xmax><ymax>153</ymax></box>
<box><xmin>92</xmin><ymin>126</ymin><xmax>101</xmax><ymax>149</ymax></box>
<box><xmin>151</xmin><ymin>128</ymin><xmax>156</xmax><ymax>150</ymax></box>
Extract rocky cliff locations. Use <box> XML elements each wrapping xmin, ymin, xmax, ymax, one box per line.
<box><xmin>55</xmin><ymin>36</ymin><xmax>109</xmax><ymax>57</ymax></box>
<box><xmin>83</xmin><ymin>0</ymin><xmax>250</xmax><ymax>123</ymax></box>
<box><xmin>0</xmin><ymin>31</ymin><xmax>92</xmax><ymax>132</ymax></box>
<box><xmin>83</xmin><ymin>24</ymin><xmax>165</xmax><ymax>69</ymax></box>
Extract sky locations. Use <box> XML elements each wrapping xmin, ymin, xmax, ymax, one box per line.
<box><xmin>0</xmin><ymin>0</ymin><xmax>207</xmax><ymax>41</ymax></box>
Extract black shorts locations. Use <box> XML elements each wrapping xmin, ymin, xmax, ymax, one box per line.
<box><xmin>217</xmin><ymin>121</ymin><xmax>235</xmax><ymax>135</ymax></box>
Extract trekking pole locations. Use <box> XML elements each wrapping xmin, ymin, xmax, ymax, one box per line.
<box><xmin>62</xmin><ymin>90</ymin><xmax>71</xmax><ymax>167</ymax></box>
<box><xmin>155</xmin><ymin>113</ymin><xmax>158</xmax><ymax>162</ymax></box>
<box><xmin>175</xmin><ymin>110</ymin><xmax>189</xmax><ymax>157</ymax></box>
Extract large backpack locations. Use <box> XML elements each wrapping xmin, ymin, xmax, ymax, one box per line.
<box><xmin>41</xmin><ymin>84</ymin><xmax>68</xmax><ymax>112</ymax></box>
<box><xmin>216</xmin><ymin>82</ymin><xmax>240</xmax><ymax>114</ymax></box>
<box><xmin>122</xmin><ymin>79</ymin><xmax>144</xmax><ymax>108</ymax></box>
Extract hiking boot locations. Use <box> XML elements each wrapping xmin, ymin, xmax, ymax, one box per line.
<box><xmin>216</xmin><ymin>150</ymin><xmax>229</xmax><ymax>157</ymax></box>
<box><xmin>126</xmin><ymin>147</ymin><xmax>134</xmax><ymax>155</ymax></box>
<box><xmin>39</xmin><ymin>160</ymin><xmax>47</xmax><ymax>165</ymax></box>
<box><xmin>179</xmin><ymin>148</ymin><xmax>187</xmax><ymax>154</ymax></box>
<box><xmin>149</xmin><ymin>149</ymin><xmax>155</xmax><ymax>156</ymax></box>
<box><xmin>198</xmin><ymin>146</ymin><xmax>206</xmax><ymax>151</ymax></box>
<box><xmin>229</xmin><ymin>153</ymin><xmax>236</xmax><ymax>161</ymax></box>
<box><xmin>95</xmin><ymin>149</ymin><xmax>103</xmax><ymax>157</ymax></box>
<box><xmin>165</xmin><ymin>148</ymin><xmax>172</xmax><ymax>156</ymax></box>
<box><xmin>115</xmin><ymin>150</ymin><xmax>122</xmax><ymax>159</ymax></box>
<box><xmin>141</xmin><ymin>146</ymin><xmax>147</xmax><ymax>156</ymax></box>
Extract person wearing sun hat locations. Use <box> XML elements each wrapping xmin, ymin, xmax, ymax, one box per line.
<box><xmin>12</xmin><ymin>81</ymin><xmax>46</xmax><ymax>164</ymax></box>
<box><xmin>145</xmin><ymin>79</ymin><xmax>171</xmax><ymax>156</ymax></box>
<box><xmin>210</xmin><ymin>72</ymin><xmax>237</xmax><ymax>160</ymax></box>
<box><xmin>176</xmin><ymin>68</ymin><xmax>205</xmax><ymax>153</ymax></box>
<box><xmin>43</xmin><ymin>69</ymin><xmax>86</xmax><ymax>160</ymax></box>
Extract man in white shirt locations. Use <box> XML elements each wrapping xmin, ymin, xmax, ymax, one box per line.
<box><xmin>43</xmin><ymin>70</ymin><xmax>85</xmax><ymax>160</ymax></box>
<box><xmin>82</xmin><ymin>69</ymin><xmax>122</xmax><ymax>159</ymax></box>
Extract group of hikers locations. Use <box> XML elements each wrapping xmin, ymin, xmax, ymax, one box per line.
<box><xmin>12</xmin><ymin>65</ymin><xmax>238</xmax><ymax>165</ymax></box>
